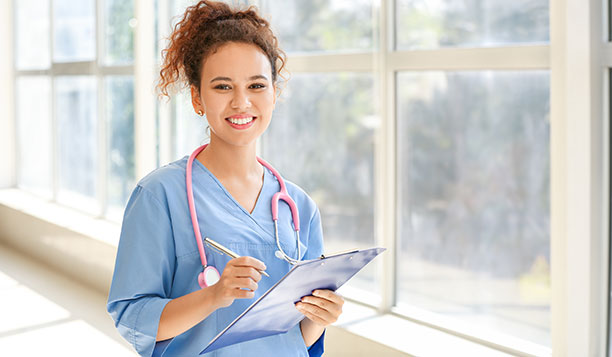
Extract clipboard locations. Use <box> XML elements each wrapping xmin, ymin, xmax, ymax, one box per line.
<box><xmin>200</xmin><ymin>247</ymin><xmax>385</xmax><ymax>354</ymax></box>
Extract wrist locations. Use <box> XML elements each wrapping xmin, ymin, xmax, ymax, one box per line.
<box><xmin>200</xmin><ymin>284</ymin><xmax>223</xmax><ymax>311</ymax></box>
<box><xmin>300</xmin><ymin>318</ymin><xmax>325</xmax><ymax>347</ymax></box>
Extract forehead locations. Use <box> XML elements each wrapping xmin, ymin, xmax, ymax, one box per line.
<box><xmin>201</xmin><ymin>42</ymin><xmax>272</xmax><ymax>80</ymax></box>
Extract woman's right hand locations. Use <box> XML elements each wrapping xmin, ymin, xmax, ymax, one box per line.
<box><xmin>210</xmin><ymin>256</ymin><xmax>266</xmax><ymax>308</ymax></box>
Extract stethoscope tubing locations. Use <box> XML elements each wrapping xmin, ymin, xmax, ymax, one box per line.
<box><xmin>186</xmin><ymin>145</ymin><xmax>209</xmax><ymax>268</ymax></box>
<box><xmin>186</xmin><ymin>144</ymin><xmax>302</xmax><ymax>273</ymax></box>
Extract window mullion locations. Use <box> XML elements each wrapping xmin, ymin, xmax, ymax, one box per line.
<box><xmin>96</xmin><ymin>0</ymin><xmax>106</xmax><ymax>218</ymax></box>
<box><xmin>375</xmin><ymin>0</ymin><xmax>397</xmax><ymax>314</ymax></box>
<box><xmin>157</xmin><ymin>0</ymin><xmax>173</xmax><ymax>166</ymax></box>
<box><xmin>50</xmin><ymin>0</ymin><xmax>59</xmax><ymax>201</ymax></box>
<box><xmin>134</xmin><ymin>0</ymin><xmax>157</xmax><ymax>180</ymax></box>
<box><xmin>388</xmin><ymin>45</ymin><xmax>549</xmax><ymax>71</ymax></box>
<box><xmin>1</xmin><ymin>0</ymin><xmax>16</xmax><ymax>188</ymax></box>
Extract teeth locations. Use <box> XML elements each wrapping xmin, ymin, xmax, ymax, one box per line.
<box><xmin>228</xmin><ymin>117</ymin><xmax>254</xmax><ymax>125</ymax></box>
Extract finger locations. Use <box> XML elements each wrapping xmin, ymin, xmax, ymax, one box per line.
<box><xmin>300</xmin><ymin>310</ymin><xmax>328</xmax><ymax>326</ymax></box>
<box><xmin>296</xmin><ymin>302</ymin><xmax>336</xmax><ymax>324</ymax></box>
<box><xmin>233</xmin><ymin>288</ymin><xmax>255</xmax><ymax>299</ymax></box>
<box><xmin>296</xmin><ymin>303</ymin><xmax>335</xmax><ymax>325</ymax></box>
<box><xmin>312</xmin><ymin>290</ymin><xmax>344</xmax><ymax>305</ymax></box>
<box><xmin>232</xmin><ymin>266</ymin><xmax>262</xmax><ymax>282</ymax></box>
<box><xmin>228</xmin><ymin>277</ymin><xmax>258</xmax><ymax>291</ymax></box>
<box><xmin>301</xmin><ymin>296</ymin><xmax>338</xmax><ymax>312</ymax></box>
<box><xmin>232</xmin><ymin>256</ymin><xmax>267</xmax><ymax>271</ymax></box>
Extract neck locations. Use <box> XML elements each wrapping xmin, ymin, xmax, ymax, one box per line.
<box><xmin>196</xmin><ymin>134</ymin><xmax>261</xmax><ymax>180</ymax></box>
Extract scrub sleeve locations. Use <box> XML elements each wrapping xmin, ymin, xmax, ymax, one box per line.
<box><xmin>107</xmin><ymin>185</ymin><xmax>174</xmax><ymax>357</ymax></box>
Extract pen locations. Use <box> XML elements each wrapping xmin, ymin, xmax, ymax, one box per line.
<box><xmin>204</xmin><ymin>237</ymin><xmax>270</xmax><ymax>278</ymax></box>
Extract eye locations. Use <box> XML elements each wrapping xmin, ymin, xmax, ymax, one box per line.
<box><xmin>214</xmin><ymin>84</ymin><xmax>231</xmax><ymax>90</ymax></box>
<box><xmin>250</xmin><ymin>83</ymin><xmax>266</xmax><ymax>89</ymax></box>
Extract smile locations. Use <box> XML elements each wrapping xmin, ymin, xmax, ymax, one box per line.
<box><xmin>225</xmin><ymin>116</ymin><xmax>257</xmax><ymax>130</ymax></box>
<box><xmin>226</xmin><ymin>116</ymin><xmax>254</xmax><ymax>125</ymax></box>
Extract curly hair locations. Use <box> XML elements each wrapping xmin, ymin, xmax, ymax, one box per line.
<box><xmin>157</xmin><ymin>0</ymin><xmax>287</xmax><ymax>97</ymax></box>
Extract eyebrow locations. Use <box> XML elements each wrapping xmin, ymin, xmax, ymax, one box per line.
<box><xmin>210</xmin><ymin>75</ymin><xmax>269</xmax><ymax>83</ymax></box>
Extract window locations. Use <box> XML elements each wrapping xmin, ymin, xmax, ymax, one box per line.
<box><xmin>262</xmin><ymin>73</ymin><xmax>378</xmax><ymax>301</ymax></box>
<box><xmin>11</xmin><ymin>0</ymin><xmax>557</xmax><ymax>354</ymax></box>
<box><xmin>261</xmin><ymin>0</ymin><xmax>374</xmax><ymax>53</ymax></box>
<box><xmin>160</xmin><ymin>0</ymin><xmax>552</xmax><ymax>352</ymax></box>
<box><xmin>395</xmin><ymin>0</ymin><xmax>549</xmax><ymax>49</ymax></box>
<box><xmin>14</xmin><ymin>0</ymin><xmax>136</xmax><ymax>219</ymax></box>
<box><xmin>396</xmin><ymin>71</ymin><xmax>550</xmax><ymax>345</ymax></box>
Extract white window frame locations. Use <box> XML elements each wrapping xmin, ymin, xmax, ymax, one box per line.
<box><xmin>551</xmin><ymin>0</ymin><xmax>609</xmax><ymax>355</ymax></box>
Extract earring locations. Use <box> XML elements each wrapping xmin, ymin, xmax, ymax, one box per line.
<box><xmin>197</xmin><ymin>110</ymin><xmax>203</xmax><ymax>116</ymax></box>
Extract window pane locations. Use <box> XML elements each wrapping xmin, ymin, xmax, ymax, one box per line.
<box><xmin>17</xmin><ymin>76</ymin><xmax>52</xmax><ymax>196</ymax></box>
<box><xmin>396</xmin><ymin>0</ymin><xmax>549</xmax><ymax>50</ymax></box>
<box><xmin>105</xmin><ymin>0</ymin><xmax>135</xmax><ymax>65</ymax></box>
<box><xmin>172</xmin><ymin>0</ymin><xmax>255</xmax><ymax>17</ymax></box>
<box><xmin>16</xmin><ymin>0</ymin><xmax>50</xmax><ymax>70</ymax></box>
<box><xmin>53</xmin><ymin>0</ymin><xmax>96</xmax><ymax>62</ymax></box>
<box><xmin>396</xmin><ymin>71</ymin><xmax>550</xmax><ymax>346</ymax></box>
<box><xmin>175</xmin><ymin>92</ymin><xmax>209</xmax><ymax>158</ymax></box>
<box><xmin>55</xmin><ymin>76</ymin><xmax>98</xmax><ymax>212</ymax></box>
<box><xmin>106</xmin><ymin>76</ymin><xmax>135</xmax><ymax>217</ymax></box>
<box><xmin>262</xmin><ymin>73</ymin><xmax>378</xmax><ymax>301</ymax></box>
<box><xmin>261</xmin><ymin>0</ymin><xmax>374</xmax><ymax>53</ymax></box>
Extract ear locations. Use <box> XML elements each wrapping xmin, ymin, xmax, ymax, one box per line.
<box><xmin>191</xmin><ymin>85</ymin><xmax>204</xmax><ymax>115</ymax></box>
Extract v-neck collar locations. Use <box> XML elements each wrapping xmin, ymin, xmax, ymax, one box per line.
<box><xmin>192</xmin><ymin>157</ymin><xmax>267</xmax><ymax>217</ymax></box>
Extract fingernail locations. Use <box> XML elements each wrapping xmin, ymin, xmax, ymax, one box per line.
<box><xmin>312</xmin><ymin>290</ymin><xmax>319</xmax><ymax>296</ymax></box>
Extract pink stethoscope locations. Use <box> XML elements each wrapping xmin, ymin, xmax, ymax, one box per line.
<box><xmin>186</xmin><ymin>144</ymin><xmax>302</xmax><ymax>288</ymax></box>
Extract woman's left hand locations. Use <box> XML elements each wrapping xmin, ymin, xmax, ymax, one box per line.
<box><xmin>295</xmin><ymin>289</ymin><xmax>344</xmax><ymax>326</ymax></box>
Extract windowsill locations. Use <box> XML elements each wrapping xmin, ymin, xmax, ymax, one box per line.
<box><xmin>0</xmin><ymin>188</ymin><xmax>550</xmax><ymax>357</ymax></box>
<box><xmin>0</xmin><ymin>188</ymin><xmax>121</xmax><ymax>247</ymax></box>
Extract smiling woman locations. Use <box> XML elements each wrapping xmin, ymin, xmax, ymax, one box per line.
<box><xmin>107</xmin><ymin>1</ymin><xmax>343</xmax><ymax>356</ymax></box>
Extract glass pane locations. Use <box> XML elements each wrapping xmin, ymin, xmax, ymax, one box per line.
<box><xmin>105</xmin><ymin>0</ymin><xmax>135</xmax><ymax>65</ymax></box>
<box><xmin>260</xmin><ymin>0</ymin><xmax>374</xmax><ymax>53</ymax></box>
<box><xmin>396</xmin><ymin>71</ymin><xmax>550</xmax><ymax>346</ymax></box>
<box><xmin>396</xmin><ymin>0</ymin><xmax>549</xmax><ymax>50</ymax></box>
<box><xmin>106</xmin><ymin>76</ymin><xmax>135</xmax><ymax>216</ymax></box>
<box><xmin>53</xmin><ymin>0</ymin><xmax>96</xmax><ymax>62</ymax></box>
<box><xmin>262</xmin><ymin>73</ymin><xmax>378</xmax><ymax>301</ymax></box>
<box><xmin>172</xmin><ymin>0</ymin><xmax>255</xmax><ymax>17</ymax></box>
<box><xmin>175</xmin><ymin>92</ymin><xmax>209</xmax><ymax>158</ymax></box>
<box><xmin>55</xmin><ymin>76</ymin><xmax>98</xmax><ymax>211</ymax></box>
<box><xmin>16</xmin><ymin>0</ymin><xmax>50</xmax><ymax>70</ymax></box>
<box><xmin>16</xmin><ymin>76</ymin><xmax>52</xmax><ymax>196</ymax></box>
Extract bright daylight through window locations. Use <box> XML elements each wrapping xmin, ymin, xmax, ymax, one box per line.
<box><xmin>15</xmin><ymin>0</ymin><xmax>135</xmax><ymax>219</ymax></box>
<box><xmin>13</xmin><ymin>0</ymin><xmax>552</xmax><ymax>352</ymax></box>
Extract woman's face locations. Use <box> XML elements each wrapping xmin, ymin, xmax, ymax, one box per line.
<box><xmin>192</xmin><ymin>42</ymin><xmax>276</xmax><ymax>148</ymax></box>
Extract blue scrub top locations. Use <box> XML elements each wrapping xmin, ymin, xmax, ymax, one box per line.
<box><xmin>107</xmin><ymin>156</ymin><xmax>325</xmax><ymax>357</ymax></box>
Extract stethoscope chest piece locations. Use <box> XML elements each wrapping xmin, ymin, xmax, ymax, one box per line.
<box><xmin>198</xmin><ymin>266</ymin><xmax>221</xmax><ymax>288</ymax></box>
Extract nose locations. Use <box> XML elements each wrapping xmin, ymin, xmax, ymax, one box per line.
<box><xmin>231</xmin><ymin>88</ymin><xmax>251</xmax><ymax>110</ymax></box>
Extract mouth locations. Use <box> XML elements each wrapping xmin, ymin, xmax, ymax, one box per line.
<box><xmin>225</xmin><ymin>115</ymin><xmax>257</xmax><ymax>129</ymax></box>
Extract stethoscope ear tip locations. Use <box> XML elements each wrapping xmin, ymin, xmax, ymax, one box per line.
<box><xmin>274</xmin><ymin>250</ymin><xmax>284</xmax><ymax>260</ymax></box>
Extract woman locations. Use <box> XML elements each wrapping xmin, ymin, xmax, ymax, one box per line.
<box><xmin>107</xmin><ymin>1</ymin><xmax>344</xmax><ymax>356</ymax></box>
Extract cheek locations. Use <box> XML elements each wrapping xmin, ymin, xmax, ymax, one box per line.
<box><xmin>259</xmin><ymin>94</ymin><xmax>276</xmax><ymax>114</ymax></box>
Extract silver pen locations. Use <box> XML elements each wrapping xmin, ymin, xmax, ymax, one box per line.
<box><xmin>204</xmin><ymin>237</ymin><xmax>270</xmax><ymax>278</ymax></box>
